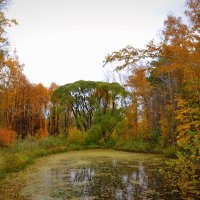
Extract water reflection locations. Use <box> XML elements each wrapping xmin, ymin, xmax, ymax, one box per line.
<box><xmin>70</xmin><ymin>167</ymin><xmax>95</xmax><ymax>183</ymax></box>
<box><xmin>36</xmin><ymin>159</ymin><xmax>181</xmax><ymax>200</ymax></box>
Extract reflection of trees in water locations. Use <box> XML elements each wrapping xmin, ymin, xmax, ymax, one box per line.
<box><xmin>67</xmin><ymin>161</ymin><xmax>164</xmax><ymax>200</ymax></box>
<box><xmin>41</xmin><ymin>167</ymin><xmax>64</xmax><ymax>187</ymax></box>
<box><xmin>70</xmin><ymin>167</ymin><xmax>95</xmax><ymax>183</ymax></box>
<box><xmin>115</xmin><ymin>162</ymin><xmax>148</xmax><ymax>200</ymax></box>
<box><xmin>40</xmin><ymin>160</ymin><xmax>181</xmax><ymax>199</ymax></box>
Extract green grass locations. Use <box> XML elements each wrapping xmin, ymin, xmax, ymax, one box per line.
<box><xmin>0</xmin><ymin>150</ymin><xmax>3</xmax><ymax>165</ymax></box>
<box><xmin>111</xmin><ymin>139</ymin><xmax>161</xmax><ymax>153</ymax></box>
<box><xmin>0</xmin><ymin>149</ymin><xmax>6</xmax><ymax>179</ymax></box>
<box><xmin>0</xmin><ymin>136</ymin><xmax>90</xmax><ymax>180</ymax></box>
<box><xmin>0</xmin><ymin>136</ymin><xmax>177</xmax><ymax>181</ymax></box>
<box><xmin>110</xmin><ymin>139</ymin><xmax>177</xmax><ymax>158</ymax></box>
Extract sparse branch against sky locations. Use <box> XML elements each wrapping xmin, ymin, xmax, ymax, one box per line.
<box><xmin>8</xmin><ymin>0</ymin><xmax>185</xmax><ymax>87</ymax></box>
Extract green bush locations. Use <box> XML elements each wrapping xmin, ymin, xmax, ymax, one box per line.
<box><xmin>114</xmin><ymin>139</ymin><xmax>160</xmax><ymax>153</ymax></box>
<box><xmin>85</xmin><ymin>126</ymin><xmax>101</xmax><ymax>145</ymax></box>
<box><xmin>38</xmin><ymin>136</ymin><xmax>67</xmax><ymax>149</ymax></box>
<box><xmin>2</xmin><ymin>153</ymin><xmax>28</xmax><ymax>173</ymax></box>
<box><xmin>0</xmin><ymin>169</ymin><xmax>5</xmax><ymax>179</ymax></box>
<box><xmin>0</xmin><ymin>136</ymin><xmax>70</xmax><ymax>180</ymax></box>
<box><xmin>162</xmin><ymin>146</ymin><xmax>177</xmax><ymax>158</ymax></box>
<box><xmin>105</xmin><ymin>138</ymin><xmax>116</xmax><ymax>147</ymax></box>
<box><xmin>14</xmin><ymin>138</ymin><xmax>38</xmax><ymax>153</ymax></box>
<box><xmin>67</xmin><ymin>128</ymin><xmax>85</xmax><ymax>145</ymax></box>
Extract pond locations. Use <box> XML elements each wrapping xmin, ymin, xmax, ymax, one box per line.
<box><xmin>21</xmin><ymin>149</ymin><xmax>181</xmax><ymax>200</ymax></box>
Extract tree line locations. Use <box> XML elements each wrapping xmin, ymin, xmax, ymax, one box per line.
<box><xmin>0</xmin><ymin>0</ymin><xmax>199</xmax><ymax>158</ymax></box>
<box><xmin>0</xmin><ymin>0</ymin><xmax>199</xmax><ymax>196</ymax></box>
<box><xmin>0</xmin><ymin>0</ymin><xmax>58</xmax><ymax>139</ymax></box>
<box><xmin>103</xmin><ymin>0</ymin><xmax>200</xmax><ymax>157</ymax></box>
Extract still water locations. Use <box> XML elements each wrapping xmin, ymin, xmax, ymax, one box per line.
<box><xmin>22</xmin><ymin>149</ymin><xmax>181</xmax><ymax>200</ymax></box>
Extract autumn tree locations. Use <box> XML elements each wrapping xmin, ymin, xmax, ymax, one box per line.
<box><xmin>51</xmin><ymin>80</ymin><xmax>128</xmax><ymax>140</ymax></box>
<box><xmin>0</xmin><ymin>0</ymin><xmax>53</xmax><ymax>138</ymax></box>
<box><xmin>104</xmin><ymin>0</ymin><xmax>200</xmax><ymax>148</ymax></box>
<box><xmin>103</xmin><ymin>46</ymin><xmax>153</xmax><ymax>139</ymax></box>
<box><xmin>0</xmin><ymin>0</ymin><xmax>24</xmax><ymax>132</ymax></box>
<box><xmin>47</xmin><ymin>82</ymin><xmax>59</xmax><ymax>136</ymax></box>
<box><xmin>104</xmin><ymin>0</ymin><xmax>200</xmax><ymax>196</ymax></box>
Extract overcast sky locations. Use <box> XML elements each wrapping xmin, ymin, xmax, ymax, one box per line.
<box><xmin>7</xmin><ymin>0</ymin><xmax>186</xmax><ymax>87</ymax></box>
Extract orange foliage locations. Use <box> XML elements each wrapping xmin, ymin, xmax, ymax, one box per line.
<box><xmin>0</xmin><ymin>129</ymin><xmax>17</xmax><ymax>146</ymax></box>
<box><xmin>36</xmin><ymin>128</ymin><xmax>48</xmax><ymax>138</ymax></box>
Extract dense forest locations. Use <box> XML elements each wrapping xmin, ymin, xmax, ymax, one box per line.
<box><xmin>0</xmin><ymin>0</ymin><xmax>199</xmax><ymax>198</ymax></box>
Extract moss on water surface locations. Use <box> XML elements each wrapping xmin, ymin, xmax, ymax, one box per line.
<box><xmin>7</xmin><ymin>150</ymin><xmax>180</xmax><ymax>200</ymax></box>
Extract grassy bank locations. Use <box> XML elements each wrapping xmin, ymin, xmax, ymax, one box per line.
<box><xmin>0</xmin><ymin>136</ymin><xmax>176</xmax><ymax>181</ymax></box>
<box><xmin>104</xmin><ymin>139</ymin><xmax>176</xmax><ymax>158</ymax></box>
<box><xmin>0</xmin><ymin>136</ymin><xmax>98</xmax><ymax>180</ymax></box>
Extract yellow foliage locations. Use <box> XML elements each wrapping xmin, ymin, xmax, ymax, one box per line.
<box><xmin>176</xmin><ymin>97</ymin><xmax>200</xmax><ymax>156</ymax></box>
<box><xmin>160</xmin><ymin>114</ymin><xmax>171</xmax><ymax>147</ymax></box>
<box><xmin>67</xmin><ymin>128</ymin><xmax>85</xmax><ymax>145</ymax></box>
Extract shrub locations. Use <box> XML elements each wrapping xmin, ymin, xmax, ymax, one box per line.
<box><xmin>0</xmin><ymin>169</ymin><xmax>5</xmax><ymax>179</ymax></box>
<box><xmin>105</xmin><ymin>138</ymin><xmax>116</xmax><ymax>147</ymax></box>
<box><xmin>114</xmin><ymin>139</ymin><xmax>159</xmax><ymax>153</ymax></box>
<box><xmin>67</xmin><ymin>128</ymin><xmax>85</xmax><ymax>145</ymax></box>
<box><xmin>0</xmin><ymin>129</ymin><xmax>17</xmax><ymax>146</ymax></box>
<box><xmin>15</xmin><ymin>138</ymin><xmax>38</xmax><ymax>153</ymax></box>
<box><xmin>85</xmin><ymin>125</ymin><xmax>101</xmax><ymax>145</ymax></box>
<box><xmin>2</xmin><ymin>153</ymin><xmax>28</xmax><ymax>173</ymax></box>
<box><xmin>162</xmin><ymin>146</ymin><xmax>177</xmax><ymax>158</ymax></box>
<box><xmin>38</xmin><ymin>136</ymin><xmax>67</xmax><ymax>149</ymax></box>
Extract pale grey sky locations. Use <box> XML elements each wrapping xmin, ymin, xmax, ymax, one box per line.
<box><xmin>7</xmin><ymin>0</ymin><xmax>186</xmax><ymax>87</ymax></box>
